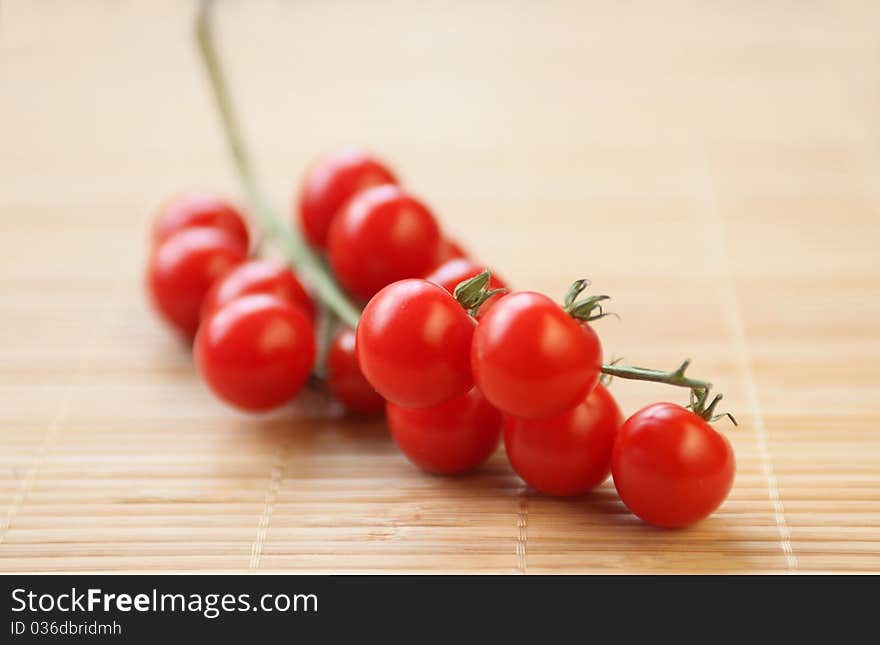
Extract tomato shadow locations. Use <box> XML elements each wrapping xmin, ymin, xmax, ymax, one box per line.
<box><xmin>403</xmin><ymin>449</ymin><xmax>522</xmax><ymax>496</ymax></box>
<box><xmin>518</xmin><ymin>480</ymin><xmax>646</xmax><ymax>530</ymax></box>
<box><xmin>534</xmin><ymin>485</ymin><xmax>760</xmax><ymax>572</ymax></box>
<box><xmin>241</xmin><ymin>388</ymin><xmax>392</xmax><ymax>456</ymax></box>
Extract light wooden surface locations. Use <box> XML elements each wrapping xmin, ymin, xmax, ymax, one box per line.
<box><xmin>1</xmin><ymin>0</ymin><xmax>879</xmax><ymax>573</ymax></box>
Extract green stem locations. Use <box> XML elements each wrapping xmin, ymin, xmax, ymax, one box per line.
<box><xmin>195</xmin><ymin>0</ymin><xmax>361</xmax><ymax>329</ymax></box>
<box><xmin>599</xmin><ymin>359</ymin><xmax>711</xmax><ymax>393</ymax></box>
<box><xmin>313</xmin><ymin>306</ymin><xmax>338</xmax><ymax>381</ymax></box>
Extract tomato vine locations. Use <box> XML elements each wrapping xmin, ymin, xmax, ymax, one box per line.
<box><xmin>194</xmin><ymin>0</ymin><xmax>734</xmax><ymax>423</ymax></box>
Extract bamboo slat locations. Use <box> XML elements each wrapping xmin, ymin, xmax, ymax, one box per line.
<box><xmin>0</xmin><ymin>0</ymin><xmax>878</xmax><ymax>573</ymax></box>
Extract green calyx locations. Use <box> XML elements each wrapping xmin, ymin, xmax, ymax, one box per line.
<box><xmin>453</xmin><ymin>270</ymin><xmax>507</xmax><ymax>317</ymax></box>
<box><xmin>688</xmin><ymin>388</ymin><xmax>738</xmax><ymax>426</ymax></box>
<box><xmin>563</xmin><ymin>279</ymin><xmax>616</xmax><ymax>322</ymax></box>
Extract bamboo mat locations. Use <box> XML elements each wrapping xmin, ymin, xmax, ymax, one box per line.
<box><xmin>1</xmin><ymin>0</ymin><xmax>879</xmax><ymax>574</ymax></box>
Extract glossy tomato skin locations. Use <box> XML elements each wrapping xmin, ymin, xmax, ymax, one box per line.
<box><xmin>386</xmin><ymin>388</ymin><xmax>502</xmax><ymax>474</ymax></box>
<box><xmin>326</xmin><ymin>328</ymin><xmax>385</xmax><ymax>415</ymax></box>
<box><xmin>328</xmin><ymin>185</ymin><xmax>441</xmax><ymax>301</ymax></box>
<box><xmin>504</xmin><ymin>384</ymin><xmax>623</xmax><ymax>496</ymax></box>
<box><xmin>153</xmin><ymin>193</ymin><xmax>250</xmax><ymax>253</ymax></box>
<box><xmin>612</xmin><ymin>403</ymin><xmax>735</xmax><ymax>528</ymax></box>
<box><xmin>195</xmin><ymin>294</ymin><xmax>316</xmax><ymax>412</ymax></box>
<box><xmin>471</xmin><ymin>292</ymin><xmax>603</xmax><ymax>419</ymax></box>
<box><xmin>298</xmin><ymin>149</ymin><xmax>397</xmax><ymax>249</ymax></box>
<box><xmin>356</xmin><ymin>279</ymin><xmax>476</xmax><ymax>408</ymax></box>
<box><xmin>146</xmin><ymin>228</ymin><xmax>246</xmax><ymax>337</ymax></box>
<box><xmin>424</xmin><ymin>258</ymin><xmax>507</xmax><ymax>318</ymax></box>
<box><xmin>200</xmin><ymin>259</ymin><xmax>315</xmax><ymax>324</ymax></box>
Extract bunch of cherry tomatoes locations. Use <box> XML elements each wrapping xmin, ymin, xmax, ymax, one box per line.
<box><xmin>146</xmin><ymin>149</ymin><xmax>736</xmax><ymax>529</ymax></box>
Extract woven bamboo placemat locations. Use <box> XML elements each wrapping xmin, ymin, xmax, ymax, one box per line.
<box><xmin>1</xmin><ymin>0</ymin><xmax>878</xmax><ymax>573</ymax></box>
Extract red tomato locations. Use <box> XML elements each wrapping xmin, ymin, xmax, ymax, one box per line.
<box><xmin>153</xmin><ymin>193</ymin><xmax>250</xmax><ymax>253</ymax></box>
<box><xmin>612</xmin><ymin>403</ymin><xmax>735</xmax><ymax>528</ymax></box>
<box><xmin>200</xmin><ymin>259</ymin><xmax>315</xmax><ymax>324</ymax></box>
<box><xmin>504</xmin><ymin>384</ymin><xmax>622</xmax><ymax>496</ymax></box>
<box><xmin>326</xmin><ymin>328</ymin><xmax>385</xmax><ymax>415</ymax></box>
<box><xmin>471</xmin><ymin>292</ymin><xmax>603</xmax><ymax>419</ymax></box>
<box><xmin>328</xmin><ymin>185</ymin><xmax>441</xmax><ymax>301</ymax></box>
<box><xmin>297</xmin><ymin>149</ymin><xmax>397</xmax><ymax>248</ymax></box>
<box><xmin>356</xmin><ymin>279</ymin><xmax>475</xmax><ymax>408</ymax></box>
<box><xmin>427</xmin><ymin>237</ymin><xmax>469</xmax><ymax>271</ymax></box>
<box><xmin>146</xmin><ymin>228</ymin><xmax>245</xmax><ymax>337</ymax></box>
<box><xmin>424</xmin><ymin>258</ymin><xmax>507</xmax><ymax>318</ymax></box>
<box><xmin>195</xmin><ymin>294</ymin><xmax>316</xmax><ymax>412</ymax></box>
<box><xmin>386</xmin><ymin>388</ymin><xmax>501</xmax><ymax>474</ymax></box>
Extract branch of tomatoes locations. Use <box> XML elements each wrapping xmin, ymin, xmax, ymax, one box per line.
<box><xmin>194</xmin><ymin>0</ymin><xmax>734</xmax><ymax>425</ymax></box>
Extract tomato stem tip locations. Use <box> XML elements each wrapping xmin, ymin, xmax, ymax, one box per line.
<box><xmin>564</xmin><ymin>279</ymin><xmax>617</xmax><ymax>322</ymax></box>
<box><xmin>453</xmin><ymin>270</ymin><xmax>507</xmax><ymax>317</ymax></box>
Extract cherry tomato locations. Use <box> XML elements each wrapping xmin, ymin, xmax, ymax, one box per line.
<box><xmin>326</xmin><ymin>327</ymin><xmax>385</xmax><ymax>415</ymax></box>
<box><xmin>427</xmin><ymin>237</ymin><xmax>469</xmax><ymax>271</ymax></box>
<box><xmin>328</xmin><ymin>185</ymin><xmax>441</xmax><ymax>301</ymax></box>
<box><xmin>356</xmin><ymin>279</ymin><xmax>475</xmax><ymax>408</ymax></box>
<box><xmin>146</xmin><ymin>228</ymin><xmax>246</xmax><ymax>337</ymax></box>
<box><xmin>611</xmin><ymin>402</ymin><xmax>735</xmax><ymax>528</ymax></box>
<box><xmin>504</xmin><ymin>384</ymin><xmax>622</xmax><ymax>496</ymax></box>
<box><xmin>386</xmin><ymin>388</ymin><xmax>501</xmax><ymax>474</ymax></box>
<box><xmin>297</xmin><ymin>149</ymin><xmax>397</xmax><ymax>248</ymax></box>
<box><xmin>195</xmin><ymin>294</ymin><xmax>316</xmax><ymax>412</ymax></box>
<box><xmin>153</xmin><ymin>193</ymin><xmax>250</xmax><ymax>253</ymax></box>
<box><xmin>200</xmin><ymin>259</ymin><xmax>315</xmax><ymax>324</ymax></box>
<box><xmin>471</xmin><ymin>292</ymin><xmax>603</xmax><ymax>419</ymax></box>
<box><xmin>424</xmin><ymin>258</ymin><xmax>507</xmax><ymax>318</ymax></box>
